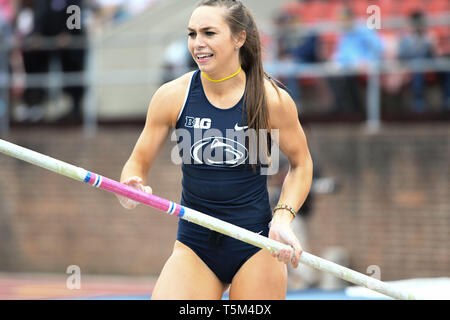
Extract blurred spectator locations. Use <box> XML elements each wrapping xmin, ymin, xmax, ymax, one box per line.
<box><xmin>269</xmin><ymin>153</ymin><xmax>318</xmax><ymax>290</ymax></box>
<box><xmin>289</xmin><ymin>31</ymin><xmax>322</xmax><ymax>107</ymax></box>
<box><xmin>329</xmin><ymin>7</ymin><xmax>383</xmax><ymax>114</ymax></box>
<box><xmin>0</xmin><ymin>0</ymin><xmax>14</xmax><ymax>28</ymax></box>
<box><xmin>161</xmin><ymin>38</ymin><xmax>197</xmax><ymax>85</ymax></box>
<box><xmin>91</xmin><ymin>0</ymin><xmax>160</xmax><ymax>28</ymax></box>
<box><xmin>0</xmin><ymin>0</ymin><xmax>13</xmax><ymax>19</ymax></box>
<box><xmin>439</xmin><ymin>63</ymin><xmax>450</xmax><ymax>113</ymax></box>
<box><xmin>16</xmin><ymin>0</ymin><xmax>87</xmax><ymax>123</ymax></box>
<box><xmin>0</xmin><ymin>0</ymin><xmax>14</xmax><ymax>31</ymax></box>
<box><xmin>434</xmin><ymin>16</ymin><xmax>450</xmax><ymax>112</ymax></box>
<box><xmin>274</xmin><ymin>7</ymin><xmax>300</xmax><ymax>62</ymax></box>
<box><xmin>11</xmin><ymin>0</ymin><xmax>39</xmax><ymax>122</ymax></box>
<box><xmin>0</xmin><ymin>0</ymin><xmax>15</xmax><ymax>128</ymax></box>
<box><xmin>273</xmin><ymin>5</ymin><xmax>322</xmax><ymax>106</ymax></box>
<box><xmin>398</xmin><ymin>10</ymin><xmax>436</xmax><ymax>113</ymax></box>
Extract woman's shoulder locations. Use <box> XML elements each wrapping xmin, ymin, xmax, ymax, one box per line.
<box><xmin>151</xmin><ymin>71</ymin><xmax>197</xmax><ymax>126</ymax></box>
<box><xmin>156</xmin><ymin>70</ymin><xmax>197</xmax><ymax>100</ymax></box>
<box><xmin>264</xmin><ymin>77</ymin><xmax>293</xmax><ymax>110</ymax></box>
<box><xmin>263</xmin><ymin>77</ymin><xmax>298</xmax><ymax>128</ymax></box>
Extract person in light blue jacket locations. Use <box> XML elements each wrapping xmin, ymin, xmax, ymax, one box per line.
<box><xmin>330</xmin><ymin>7</ymin><xmax>383</xmax><ymax>114</ymax></box>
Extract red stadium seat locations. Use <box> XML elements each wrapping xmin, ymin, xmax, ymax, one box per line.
<box><xmin>325</xmin><ymin>0</ymin><xmax>344</xmax><ymax>21</ymax></box>
<box><xmin>320</xmin><ymin>32</ymin><xmax>339</xmax><ymax>60</ymax></box>
<box><xmin>400</xmin><ymin>0</ymin><xmax>425</xmax><ymax>16</ymax></box>
<box><xmin>351</xmin><ymin>0</ymin><xmax>369</xmax><ymax>19</ymax></box>
<box><xmin>378</xmin><ymin>0</ymin><xmax>397</xmax><ymax>18</ymax></box>
<box><xmin>429</xmin><ymin>0</ymin><xmax>450</xmax><ymax>14</ymax></box>
<box><xmin>280</xmin><ymin>1</ymin><xmax>303</xmax><ymax>19</ymax></box>
<box><xmin>299</xmin><ymin>0</ymin><xmax>324</xmax><ymax>23</ymax></box>
<box><xmin>433</xmin><ymin>26</ymin><xmax>450</xmax><ymax>56</ymax></box>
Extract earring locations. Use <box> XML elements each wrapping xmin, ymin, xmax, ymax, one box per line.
<box><xmin>235</xmin><ymin>46</ymin><xmax>239</xmax><ymax>51</ymax></box>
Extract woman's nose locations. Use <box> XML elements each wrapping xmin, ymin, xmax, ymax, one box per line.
<box><xmin>193</xmin><ymin>35</ymin><xmax>207</xmax><ymax>49</ymax></box>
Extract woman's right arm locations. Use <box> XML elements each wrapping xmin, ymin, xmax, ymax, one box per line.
<box><xmin>118</xmin><ymin>77</ymin><xmax>187</xmax><ymax>209</ymax></box>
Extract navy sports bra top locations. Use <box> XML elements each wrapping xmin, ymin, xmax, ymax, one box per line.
<box><xmin>175</xmin><ymin>70</ymin><xmax>272</xmax><ymax>226</ymax></box>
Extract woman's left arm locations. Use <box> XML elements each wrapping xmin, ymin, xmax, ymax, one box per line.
<box><xmin>267</xmin><ymin>85</ymin><xmax>314</xmax><ymax>268</ymax></box>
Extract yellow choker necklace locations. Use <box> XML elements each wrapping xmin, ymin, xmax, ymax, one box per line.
<box><xmin>202</xmin><ymin>66</ymin><xmax>242</xmax><ymax>83</ymax></box>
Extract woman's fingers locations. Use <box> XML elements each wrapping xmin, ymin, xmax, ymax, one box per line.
<box><xmin>119</xmin><ymin>196</ymin><xmax>139</xmax><ymax>209</ymax></box>
<box><xmin>120</xmin><ymin>198</ymin><xmax>139</xmax><ymax>209</ymax></box>
<box><xmin>278</xmin><ymin>249</ymin><xmax>290</xmax><ymax>264</ymax></box>
<box><xmin>125</xmin><ymin>176</ymin><xmax>152</xmax><ymax>194</ymax></box>
<box><xmin>269</xmin><ymin>223</ymin><xmax>303</xmax><ymax>268</ymax></box>
<box><xmin>123</xmin><ymin>176</ymin><xmax>143</xmax><ymax>185</ymax></box>
<box><xmin>286</xmin><ymin>237</ymin><xmax>302</xmax><ymax>268</ymax></box>
<box><xmin>118</xmin><ymin>176</ymin><xmax>152</xmax><ymax>209</ymax></box>
<box><xmin>144</xmin><ymin>185</ymin><xmax>153</xmax><ymax>194</ymax></box>
<box><xmin>291</xmin><ymin>243</ymin><xmax>303</xmax><ymax>268</ymax></box>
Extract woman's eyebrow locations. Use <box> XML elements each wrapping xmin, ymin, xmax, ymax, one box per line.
<box><xmin>187</xmin><ymin>26</ymin><xmax>218</xmax><ymax>32</ymax></box>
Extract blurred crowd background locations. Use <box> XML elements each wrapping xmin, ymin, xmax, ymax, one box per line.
<box><xmin>0</xmin><ymin>0</ymin><xmax>449</xmax><ymax>128</ymax></box>
<box><xmin>0</xmin><ymin>0</ymin><xmax>449</xmax><ymax>296</ymax></box>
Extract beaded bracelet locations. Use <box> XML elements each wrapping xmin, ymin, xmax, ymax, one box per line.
<box><xmin>273</xmin><ymin>204</ymin><xmax>297</xmax><ymax>218</ymax></box>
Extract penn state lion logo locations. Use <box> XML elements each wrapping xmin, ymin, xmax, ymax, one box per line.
<box><xmin>190</xmin><ymin>137</ymin><xmax>248</xmax><ymax>167</ymax></box>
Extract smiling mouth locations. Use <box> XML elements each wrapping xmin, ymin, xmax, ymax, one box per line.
<box><xmin>196</xmin><ymin>53</ymin><xmax>214</xmax><ymax>62</ymax></box>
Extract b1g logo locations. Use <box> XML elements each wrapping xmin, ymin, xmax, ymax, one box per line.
<box><xmin>190</xmin><ymin>137</ymin><xmax>248</xmax><ymax>167</ymax></box>
<box><xmin>171</xmin><ymin>128</ymin><xmax>280</xmax><ymax>175</ymax></box>
<box><xmin>185</xmin><ymin>116</ymin><xmax>212</xmax><ymax>129</ymax></box>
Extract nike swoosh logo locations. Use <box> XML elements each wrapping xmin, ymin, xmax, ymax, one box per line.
<box><xmin>234</xmin><ymin>123</ymin><xmax>248</xmax><ymax>131</ymax></box>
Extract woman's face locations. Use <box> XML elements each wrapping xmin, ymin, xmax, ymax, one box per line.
<box><xmin>188</xmin><ymin>6</ymin><xmax>242</xmax><ymax>75</ymax></box>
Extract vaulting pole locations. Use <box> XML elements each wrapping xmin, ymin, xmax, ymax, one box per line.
<box><xmin>0</xmin><ymin>138</ymin><xmax>417</xmax><ymax>300</ymax></box>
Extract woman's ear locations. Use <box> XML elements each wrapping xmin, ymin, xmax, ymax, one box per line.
<box><xmin>234</xmin><ymin>30</ymin><xmax>247</xmax><ymax>50</ymax></box>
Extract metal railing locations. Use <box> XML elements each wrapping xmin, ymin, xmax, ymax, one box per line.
<box><xmin>1</xmin><ymin>17</ymin><xmax>449</xmax><ymax>135</ymax></box>
<box><xmin>264</xmin><ymin>58</ymin><xmax>450</xmax><ymax>131</ymax></box>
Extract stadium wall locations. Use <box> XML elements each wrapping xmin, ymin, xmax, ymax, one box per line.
<box><xmin>0</xmin><ymin>124</ymin><xmax>448</xmax><ymax>282</ymax></box>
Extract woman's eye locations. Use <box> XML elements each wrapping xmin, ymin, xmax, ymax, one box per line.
<box><xmin>205</xmin><ymin>31</ymin><xmax>215</xmax><ymax>36</ymax></box>
<box><xmin>188</xmin><ymin>32</ymin><xmax>196</xmax><ymax>37</ymax></box>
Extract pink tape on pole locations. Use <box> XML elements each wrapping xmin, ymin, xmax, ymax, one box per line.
<box><xmin>97</xmin><ymin>175</ymin><xmax>172</xmax><ymax>213</ymax></box>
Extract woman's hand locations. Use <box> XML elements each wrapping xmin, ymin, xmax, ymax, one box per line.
<box><xmin>117</xmin><ymin>176</ymin><xmax>153</xmax><ymax>209</ymax></box>
<box><xmin>269</xmin><ymin>213</ymin><xmax>302</xmax><ymax>268</ymax></box>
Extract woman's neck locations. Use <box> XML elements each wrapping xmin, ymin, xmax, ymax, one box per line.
<box><xmin>201</xmin><ymin>67</ymin><xmax>246</xmax><ymax>97</ymax></box>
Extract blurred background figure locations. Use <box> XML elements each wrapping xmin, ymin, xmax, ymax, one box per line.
<box><xmin>92</xmin><ymin>0</ymin><xmax>159</xmax><ymax>27</ymax></box>
<box><xmin>161</xmin><ymin>37</ymin><xmax>197</xmax><ymax>85</ymax></box>
<box><xmin>33</xmin><ymin>0</ymin><xmax>84</xmax><ymax>123</ymax></box>
<box><xmin>0</xmin><ymin>0</ymin><xmax>15</xmax><ymax>132</ymax></box>
<box><xmin>398</xmin><ymin>9</ymin><xmax>450</xmax><ymax>113</ymax></box>
<box><xmin>273</xmin><ymin>1</ymin><xmax>322</xmax><ymax>108</ymax></box>
<box><xmin>0</xmin><ymin>0</ymin><xmax>14</xmax><ymax>31</ymax></box>
<box><xmin>12</xmin><ymin>0</ymin><xmax>87</xmax><ymax>123</ymax></box>
<box><xmin>269</xmin><ymin>154</ymin><xmax>319</xmax><ymax>290</ymax></box>
<box><xmin>268</xmin><ymin>152</ymin><xmax>340</xmax><ymax>290</ymax></box>
<box><xmin>398</xmin><ymin>10</ymin><xmax>435</xmax><ymax>113</ymax></box>
<box><xmin>11</xmin><ymin>0</ymin><xmax>40</xmax><ymax>122</ymax></box>
<box><xmin>329</xmin><ymin>6</ymin><xmax>383</xmax><ymax>115</ymax></box>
